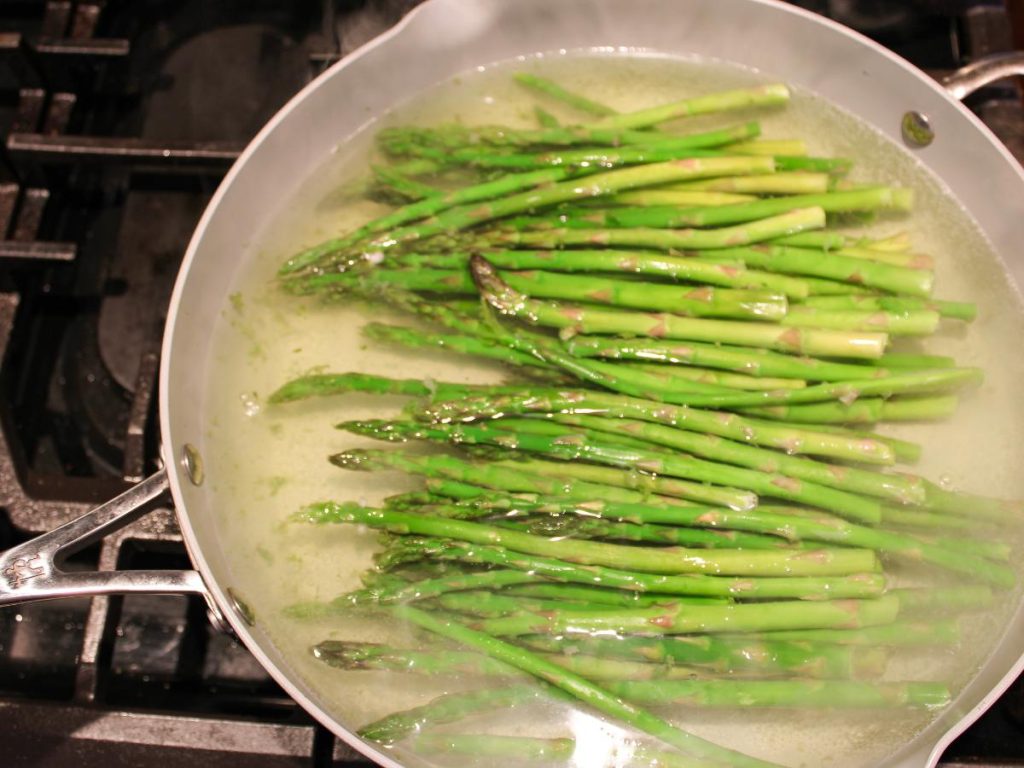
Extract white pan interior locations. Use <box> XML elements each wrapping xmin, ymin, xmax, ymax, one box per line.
<box><xmin>160</xmin><ymin>1</ymin><xmax>1024</xmax><ymax>766</ymax></box>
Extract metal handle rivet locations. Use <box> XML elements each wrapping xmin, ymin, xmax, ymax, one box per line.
<box><xmin>181</xmin><ymin>443</ymin><xmax>204</xmax><ymax>486</ymax></box>
<box><xmin>901</xmin><ymin>111</ymin><xmax>934</xmax><ymax>148</ymax></box>
<box><xmin>227</xmin><ymin>588</ymin><xmax>255</xmax><ymax>626</ymax></box>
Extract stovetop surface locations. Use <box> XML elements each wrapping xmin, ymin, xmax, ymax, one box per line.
<box><xmin>0</xmin><ymin>1</ymin><xmax>1022</xmax><ymax>766</ymax></box>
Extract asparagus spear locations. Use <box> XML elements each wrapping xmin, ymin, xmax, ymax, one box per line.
<box><xmin>363</xmin><ymin>323</ymin><xmax>552</xmax><ymax>371</ymax></box>
<box><xmin>533</xmin><ymin>105</ymin><xmax>560</xmax><ymax>127</ymax></box>
<box><xmin>290</xmin><ymin>568</ymin><xmax>541</xmax><ymax>611</ymax></box>
<box><xmin>539</xmin><ymin>413</ymin><xmax>924</xmax><ymax>504</ymax></box>
<box><xmin>340</xmin><ymin>419</ymin><xmax>885</xmax><ymax>522</ymax></box>
<box><xmin>358</xmin><ymin>684</ymin><xmax>540</xmax><ymax>744</ymax></box>
<box><xmin>358</xmin><ymin>537</ymin><xmax>886</xmax><ymax>599</ymax></box>
<box><xmin>697</xmin><ymin>245</ymin><xmax>934</xmax><ymax>298</ymax></box>
<box><xmin>564</xmin><ymin>334</ymin><xmax>897</xmax><ymax>383</ymax></box>
<box><xmin>424</xmin><ymin>478</ymin><xmax>510</xmax><ymax>500</ymax></box>
<box><xmin>297</xmin><ymin>502</ymin><xmax>878</xmax><ymax>576</ymax></box>
<box><xmin>399</xmin><ymin>606</ymin><xmax>785</xmax><ymax>768</ymax></box>
<box><xmin>892</xmin><ymin>586</ymin><xmax>995</xmax><ymax>613</ymax></box>
<box><xmin>801</xmin><ymin>276</ymin><xmax>879</xmax><ymax>296</ymax></box>
<box><xmin>499</xmin><ymin>270</ymin><xmax>789</xmax><ymax>320</ymax></box>
<box><xmin>370</xmin><ymin>164</ymin><xmax>440</xmax><ymax>203</ymax></box>
<box><xmin>672</xmin><ymin>172</ymin><xmax>830</xmax><ymax>195</ymax></box>
<box><xmin>605</xmin><ymin>679</ymin><xmax>949</xmax><ymax>709</ymax></box>
<box><xmin>923</xmin><ymin>536</ymin><xmax>1010</xmax><ymax>562</ymax></box>
<box><xmin>397</xmin><ymin>137</ymin><xmax>846</xmax><ymax>172</ymax></box>
<box><xmin>780</xmin><ymin>307</ymin><xmax>939</xmax><ymax>336</ymax></box>
<box><xmin>513</xmin><ymin>72</ymin><xmax>617</xmax><ymax>116</ymax></box>
<box><xmin>331</xmin><ymin>448</ymin><xmax>758</xmax><ymax>510</ymax></box>
<box><xmin>476</xmin><ymin>319</ymin><xmax>980</xmax><ymax>407</ymax></box>
<box><xmin>397</xmin><ymin>248</ymin><xmax>811</xmax><ymax>297</ymax></box>
<box><xmin>744</xmin><ymin>419</ymin><xmax>921</xmax><ymax>464</ymax></box>
<box><xmin>478</xmin><ymin>206</ymin><xmax>828</xmax><ymax>252</ymax></box>
<box><xmin>852</xmin><ymin>231</ymin><xmax>912</xmax><ymax>251</ymax></box>
<box><xmin>801</xmin><ymin>295</ymin><xmax>977</xmax><ymax>321</ymax></box>
<box><xmin>453</xmin><ymin>490</ymin><xmax>1014</xmax><ymax>586</ymax></box>
<box><xmin>279</xmin><ymin>165</ymin><xmax>582</xmax><ymax>275</ymax></box>
<box><xmin>489</xmin><ymin>455</ymin><xmax>755</xmax><ymax>510</ymax></box>
<box><xmin>757</xmin><ymin>621</ymin><xmax>959</xmax><ymax>646</ymax></box>
<box><xmin>427</xmin><ymin>460</ymin><xmax>747</xmax><ymax>513</ymax></box>
<box><xmin>442</xmin><ymin>139</ymin><xmax>770</xmax><ymax>172</ymax></box>
<box><xmin>377</xmin><ymin>120</ymin><xmax>762</xmax><ymax>150</ymax></box>
<box><xmin>878</xmin><ymin>506</ymin><xmax>975</xmax><ymax>531</ymax></box>
<box><xmin>502</xmin><ymin>583</ymin><xmax>730</xmax><ymax>609</ymax></box>
<box><xmin>588</xmin><ymin>82</ymin><xmax>791</xmax><ymax>130</ymax></box>
<box><xmin>770</xmin><ymin>231</ymin><xmax>850</xmax><ymax>249</ymax></box>
<box><xmin>518</xmin><ymin>634</ymin><xmax>887</xmax><ymax>679</ymax></box>
<box><xmin>567</xmin><ymin>187</ymin><xmax>912</xmax><ymax>228</ymax></box>
<box><xmin>314</xmin><ymin>639</ymin><xmax>943</xmax><ymax>708</ymax></box>
<box><xmin>825</xmin><ymin>246</ymin><xmax>934</xmax><ymax>269</ymax></box>
<box><xmin>384</xmin><ymin>486</ymin><xmax>486</xmax><ymax>508</ymax></box>
<box><xmin>469</xmin><ymin>595</ymin><xmax>900</xmax><ymax>636</ymax></box>
<box><xmin>414</xmin><ymin>389</ymin><xmax>897</xmax><ymax>466</ymax></box>
<box><xmin>741</xmin><ymin>396</ymin><xmax>959</xmax><ymax>424</ymax></box>
<box><xmin>315</xmin><ymin>640</ymin><xmax>517</xmax><ymax>675</ymax></box>
<box><xmin>307</xmin><ymin>265</ymin><xmax>791</xmax><ymax>321</ymax></box>
<box><xmin>315</xmin><ymin>639</ymin><xmax>717</xmax><ymax>681</ymax></box>
<box><xmin>918</xmin><ymin>482</ymin><xmax>1022</xmax><ymax>522</ymax></box>
<box><xmin>499</xmin><ymin>509</ymin><xmax>815</xmax><ymax>551</ymax></box>
<box><xmin>471</xmin><ymin>254</ymin><xmax>887</xmax><ymax>359</ymax></box>
<box><xmin>363</xmin><ymin>156</ymin><xmax>778</xmax><ymax>257</ymax></box>
<box><xmin>368</xmin><ymin>286</ymin><xmax>489</xmax><ymax>332</ymax></box>
<box><xmin>611</xmin><ymin>189</ymin><xmax>758</xmax><ymax>206</ymax></box>
<box><xmin>437</xmin><ymin>589</ymin><xmax>727</xmax><ymax>617</ymax></box>
<box><xmin>622</xmin><ymin>363</ymin><xmax>806</xmax><ymax>391</ymax></box>
<box><xmin>812</xmin><ymin>247</ymin><xmax>934</xmax><ymax>269</ymax></box>
<box><xmin>411</xmin><ymin>136</ymin><xmax>801</xmax><ymax>166</ymax></box>
<box><xmin>269</xmin><ymin>372</ymin><xmax>435</xmax><ymax>403</ymax></box>
<box><xmin>268</xmin><ymin>372</ymin><xmax>538</xmax><ymax>404</ymax></box>
<box><xmin>871</xmin><ymin>353</ymin><xmax>956</xmax><ymax>369</ymax></box>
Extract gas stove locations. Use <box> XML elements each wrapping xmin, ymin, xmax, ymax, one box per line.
<box><xmin>0</xmin><ymin>2</ymin><xmax>1021</xmax><ymax>766</ymax></box>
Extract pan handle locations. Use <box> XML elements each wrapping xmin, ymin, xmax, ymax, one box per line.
<box><xmin>943</xmin><ymin>52</ymin><xmax>1024</xmax><ymax>101</ymax></box>
<box><xmin>0</xmin><ymin>469</ymin><xmax>227</xmax><ymax>626</ymax></box>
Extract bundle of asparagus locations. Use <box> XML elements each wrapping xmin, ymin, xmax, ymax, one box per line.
<box><xmin>270</xmin><ymin>72</ymin><xmax>1018</xmax><ymax>768</ymax></box>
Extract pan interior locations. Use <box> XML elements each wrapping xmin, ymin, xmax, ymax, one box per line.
<box><xmin>198</xmin><ymin>52</ymin><xmax>1024</xmax><ymax>768</ymax></box>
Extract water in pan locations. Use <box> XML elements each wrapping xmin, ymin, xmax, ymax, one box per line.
<box><xmin>200</xmin><ymin>52</ymin><xmax>1024</xmax><ymax>768</ymax></box>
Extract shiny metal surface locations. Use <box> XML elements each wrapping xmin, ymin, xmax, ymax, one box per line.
<box><xmin>0</xmin><ymin>699</ymin><xmax>349</xmax><ymax>767</ymax></box>
<box><xmin>0</xmin><ymin>241</ymin><xmax>76</xmax><ymax>262</ymax></box>
<box><xmin>6</xmin><ymin>134</ymin><xmax>244</xmax><ymax>166</ymax></box>
<box><xmin>181</xmin><ymin>444</ymin><xmax>205</xmax><ymax>487</ymax></box>
<box><xmin>902</xmin><ymin>51</ymin><xmax>1024</xmax><ymax>148</ymax></box>
<box><xmin>902</xmin><ymin>109</ymin><xmax>936</xmax><ymax>146</ymax></box>
<box><xmin>943</xmin><ymin>51</ymin><xmax>1024</xmax><ymax>100</ymax></box>
<box><xmin>0</xmin><ymin>471</ymin><xmax>211</xmax><ymax>606</ymax></box>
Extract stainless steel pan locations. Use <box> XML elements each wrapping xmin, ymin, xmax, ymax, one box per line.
<box><xmin>2</xmin><ymin>1</ymin><xmax>1024</xmax><ymax>765</ymax></box>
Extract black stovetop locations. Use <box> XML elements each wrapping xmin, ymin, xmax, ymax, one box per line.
<box><xmin>0</xmin><ymin>1</ymin><xmax>1021</xmax><ymax>766</ymax></box>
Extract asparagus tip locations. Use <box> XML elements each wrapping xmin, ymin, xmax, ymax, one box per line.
<box><xmin>337</xmin><ymin>419</ymin><xmax>411</xmax><ymax>441</ymax></box>
<box><xmin>329</xmin><ymin>449</ymin><xmax>377</xmax><ymax>470</ymax></box>
<box><xmin>312</xmin><ymin>640</ymin><xmax>384</xmax><ymax>669</ymax></box>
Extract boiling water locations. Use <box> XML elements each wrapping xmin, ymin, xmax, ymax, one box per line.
<box><xmin>201</xmin><ymin>53</ymin><xmax>1024</xmax><ymax>768</ymax></box>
